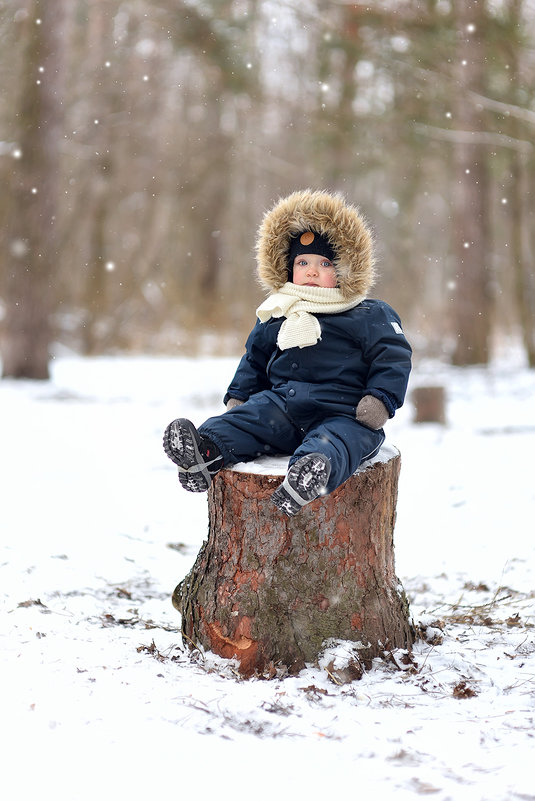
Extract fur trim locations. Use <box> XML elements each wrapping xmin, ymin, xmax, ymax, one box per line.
<box><xmin>255</xmin><ymin>189</ymin><xmax>375</xmax><ymax>300</ymax></box>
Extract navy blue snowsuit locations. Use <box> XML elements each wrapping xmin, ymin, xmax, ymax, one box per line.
<box><xmin>200</xmin><ymin>299</ymin><xmax>412</xmax><ymax>495</ymax></box>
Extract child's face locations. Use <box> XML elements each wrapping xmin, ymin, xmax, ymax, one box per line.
<box><xmin>292</xmin><ymin>254</ymin><xmax>338</xmax><ymax>288</ymax></box>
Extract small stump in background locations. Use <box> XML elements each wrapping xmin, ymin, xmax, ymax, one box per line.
<box><xmin>413</xmin><ymin>385</ymin><xmax>446</xmax><ymax>424</ymax></box>
<box><xmin>173</xmin><ymin>444</ymin><xmax>413</xmax><ymax>677</ymax></box>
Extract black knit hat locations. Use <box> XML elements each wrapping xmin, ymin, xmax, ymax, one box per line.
<box><xmin>287</xmin><ymin>230</ymin><xmax>336</xmax><ymax>269</ymax></box>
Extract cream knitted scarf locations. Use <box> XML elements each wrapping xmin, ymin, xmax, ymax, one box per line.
<box><xmin>256</xmin><ymin>282</ymin><xmax>365</xmax><ymax>350</ymax></box>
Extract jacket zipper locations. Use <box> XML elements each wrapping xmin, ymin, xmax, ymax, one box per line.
<box><xmin>266</xmin><ymin>350</ymin><xmax>278</xmax><ymax>379</ymax></box>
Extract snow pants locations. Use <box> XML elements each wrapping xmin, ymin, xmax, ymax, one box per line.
<box><xmin>199</xmin><ymin>389</ymin><xmax>385</xmax><ymax>495</ymax></box>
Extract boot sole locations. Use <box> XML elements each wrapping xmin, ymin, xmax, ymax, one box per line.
<box><xmin>163</xmin><ymin>418</ymin><xmax>212</xmax><ymax>492</ymax></box>
<box><xmin>272</xmin><ymin>453</ymin><xmax>331</xmax><ymax>517</ymax></box>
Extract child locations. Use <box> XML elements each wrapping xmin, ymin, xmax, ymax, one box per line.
<box><xmin>163</xmin><ymin>189</ymin><xmax>412</xmax><ymax>516</ymax></box>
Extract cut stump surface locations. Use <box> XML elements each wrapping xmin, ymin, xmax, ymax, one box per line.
<box><xmin>173</xmin><ymin>444</ymin><xmax>413</xmax><ymax>677</ymax></box>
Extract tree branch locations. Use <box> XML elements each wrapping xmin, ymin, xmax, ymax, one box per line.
<box><xmin>413</xmin><ymin>122</ymin><xmax>533</xmax><ymax>153</ymax></box>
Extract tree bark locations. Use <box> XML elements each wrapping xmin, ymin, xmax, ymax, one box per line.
<box><xmin>450</xmin><ymin>0</ymin><xmax>493</xmax><ymax>365</ymax></box>
<box><xmin>1</xmin><ymin>0</ymin><xmax>66</xmax><ymax>379</ymax></box>
<box><xmin>174</xmin><ymin>449</ymin><xmax>413</xmax><ymax>678</ymax></box>
<box><xmin>507</xmin><ymin>0</ymin><xmax>535</xmax><ymax>367</ymax></box>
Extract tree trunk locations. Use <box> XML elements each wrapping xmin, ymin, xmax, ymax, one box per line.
<box><xmin>1</xmin><ymin>0</ymin><xmax>66</xmax><ymax>379</ymax></box>
<box><xmin>173</xmin><ymin>447</ymin><xmax>413</xmax><ymax>678</ymax></box>
<box><xmin>450</xmin><ymin>0</ymin><xmax>493</xmax><ymax>365</ymax></box>
<box><xmin>507</xmin><ymin>0</ymin><xmax>535</xmax><ymax>367</ymax></box>
<box><xmin>78</xmin><ymin>0</ymin><xmax>114</xmax><ymax>355</ymax></box>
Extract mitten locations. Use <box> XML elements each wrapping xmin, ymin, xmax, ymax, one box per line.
<box><xmin>226</xmin><ymin>397</ymin><xmax>244</xmax><ymax>411</ymax></box>
<box><xmin>356</xmin><ymin>395</ymin><xmax>389</xmax><ymax>429</ymax></box>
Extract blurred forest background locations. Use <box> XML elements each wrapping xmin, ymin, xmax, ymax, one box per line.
<box><xmin>1</xmin><ymin>0</ymin><xmax>535</xmax><ymax>379</ymax></box>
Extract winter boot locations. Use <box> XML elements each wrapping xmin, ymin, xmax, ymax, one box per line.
<box><xmin>271</xmin><ymin>452</ymin><xmax>331</xmax><ymax>517</ymax></box>
<box><xmin>163</xmin><ymin>418</ymin><xmax>223</xmax><ymax>492</ymax></box>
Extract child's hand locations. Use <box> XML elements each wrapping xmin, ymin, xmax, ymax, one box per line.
<box><xmin>356</xmin><ymin>395</ymin><xmax>389</xmax><ymax>429</ymax></box>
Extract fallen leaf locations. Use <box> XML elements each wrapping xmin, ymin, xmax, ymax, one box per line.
<box><xmin>453</xmin><ymin>681</ymin><xmax>477</xmax><ymax>699</ymax></box>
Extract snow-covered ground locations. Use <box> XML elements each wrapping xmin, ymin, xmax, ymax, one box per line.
<box><xmin>1</xmin><ymin>347</ymin><xmax>534</xmax><ymax>801</ymax></box>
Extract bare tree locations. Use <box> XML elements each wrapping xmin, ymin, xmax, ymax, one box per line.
<box><xmin>506</xmin><ymin>0</ymin><xmax>535</xmax><ymax>366</ymax></box>
<box><xmin>1</xmin><ymin>0</ymin><xmax>66</xmax><ymax>378</ymax></box>
<box><xmin>450</xmin><ymin>0</ymin><xmax>493</xmax><ymax>365</ymax></box>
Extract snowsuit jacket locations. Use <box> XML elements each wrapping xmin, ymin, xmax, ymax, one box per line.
<box><xmin>223</xmin><ymin>300</ymin><xmax>412</xmax><ymax>423</ymax></box>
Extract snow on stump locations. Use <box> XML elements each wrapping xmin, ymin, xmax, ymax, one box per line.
<box><xmin>173</xmin><ymin>443</ymin><xmax>413</xmax><ymax>678</ymax></box>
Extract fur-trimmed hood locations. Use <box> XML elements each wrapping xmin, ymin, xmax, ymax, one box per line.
<box><xmin>255</xmin><ymin>189</ymin><xmax>375</xmax><ymax>300</ymax></box>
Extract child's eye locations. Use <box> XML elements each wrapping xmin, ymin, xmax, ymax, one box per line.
<box><xmin>321</xmin><ymin>260</ymin><xmax>333</xmax><ymax>268</ymax></box>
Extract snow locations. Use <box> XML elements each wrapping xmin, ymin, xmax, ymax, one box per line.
<box><xmin>231</xmin><ymin>441</ymin><xmax>398</xmax><ymax>475</ymax></box>
<box><xmin>1</xmin><ymin>349</ymin><xmax>534</xmax><ymax>801</ymax></box>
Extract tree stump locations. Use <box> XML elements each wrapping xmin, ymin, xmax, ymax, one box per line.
<box><xmin>173</xmin><ymin>444</ymin><xmax>413</xmax><ymax>677</ymax></box>
<box><xmin>413</xmin><ymin>385</ymin><xmax>446</xmax><ymax>424</ymax></box>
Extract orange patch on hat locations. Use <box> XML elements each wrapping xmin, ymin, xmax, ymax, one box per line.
<box><xmin>300</xmin><ymin>231</ymin><xmax>315</xmax><ymax>246</ymax></box>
